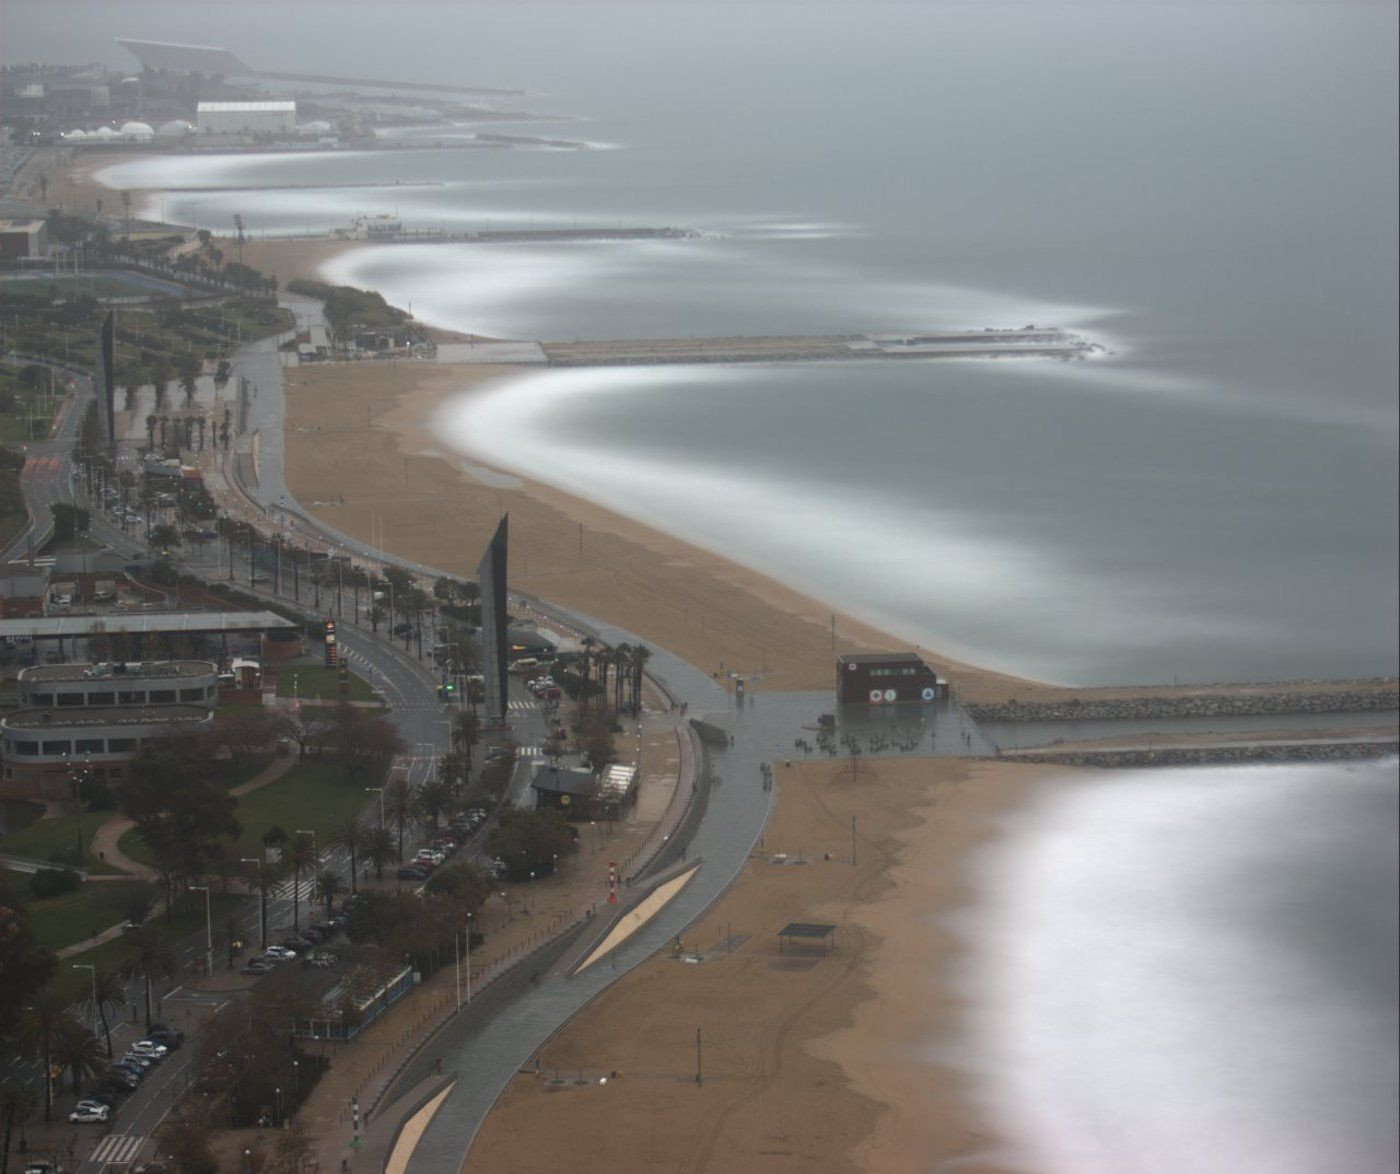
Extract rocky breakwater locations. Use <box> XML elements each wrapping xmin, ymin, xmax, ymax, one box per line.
<box><xmin>964</xmin><ymin>680</ymin><xmax>1400</xmax><ymax>723</ymax></box>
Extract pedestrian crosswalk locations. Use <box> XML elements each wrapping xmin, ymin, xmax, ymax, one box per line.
<box><xmin>507</xmin><ymin>700</ymin><xmax>537</xmax><ymax>713</ymax></box>
<box><xmin>90</xmin><ymin>1132</ymin><xmax>144</xmax><ymax>1165</ymax></box>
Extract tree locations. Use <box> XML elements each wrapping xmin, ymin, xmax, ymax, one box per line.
<box><xmin>485</xmin><ymin>810</ymin><xmax>575</xmax><ymax>881</ymax></box>
<box><xmin>0</xmin><ymin>1081</ymin><xmax>38</xmax><ymax>1174</ymax></box>
<box><xmin>49</xmin><ymin>502</ymin><xmax>89</xmax><ymax>542</ymax></box>
<box><xmin>157</xmin><ymin>1106</ymin><xmax>219</xmax><ymax>1174</ymax></box>
<box><xmin>364</xmin><ymin>826</ymin><xmax>395</xmax><ymax>880</ymax></box>
<box><xmin>16</xmin><ymin>987</ymin><xmax>74</xmax><ymax>1121</ymax></box>
<box><xmin>149</xmin><ymin>522</ymin><xmax>181</xmax><ymax>551</ymax></box>
<box><xmin>310</xmin><ymin>869</ymin><xmax>344</xmax><ymax>920</ymax></box>
<box><xmin>0</xmin><ymin>881</ymin><xmax>57</xmax><ymax>1044</ymax></box>
<box><xmin>324</xmin><ymin>704</ymin><xmax>404</xmax><ymax>783</ymax></box>
<box><xmin>85</xmin><ymin>966</ymin><xmax>128</xmax><ymax>1058</ymax></box>
<box><xmin>122</xmin><ymin>925</ymin><xmax>177</xmax><ymax>1027</ymax></box>
<box><xmin>416</xmin><ymin>779</ymin><xmax>452</xmax><ymax>830</ymax></box>
<box><xmin>53</xmin><ymin>1020</ymin><xmax>105</xmax><ymax>1093</ymax></box>
<box><xmin>384</xmin><ymin>777</ymin><xmax>420</xmax><ymax>863</ymax></box>
<box><xmin>285</xmin><ymin>832</ymin><xmax>318</xmax><ymax>932</ymax></box>
<box><xmin>328</xmin><ymin>817</ymin><xmax>365</xmax><ymax>895</ymax></box>
<box><xmin>123</xmin><ymin>748</ymin><xmax>241</xmax><ymax>912</ymax></box>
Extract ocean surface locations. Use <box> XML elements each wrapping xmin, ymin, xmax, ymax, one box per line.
<box><xmin>10</xmin><ymin>4</ymin><xmax>1397</xmax><ymax>1171</ymax></box>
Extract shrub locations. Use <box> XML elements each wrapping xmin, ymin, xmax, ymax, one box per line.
<box><xmin>30</xmin><ymin>867</ymin><xmax>82</xmax><ymax>899</ymax></box>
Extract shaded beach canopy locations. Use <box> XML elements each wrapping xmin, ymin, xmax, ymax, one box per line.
<box><xmin>776</xmin><ymin>922</ymin><xmax>837</xmax><ymax>954</ymax></box>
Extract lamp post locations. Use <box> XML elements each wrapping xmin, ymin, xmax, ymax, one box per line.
<box><xmin>189</xmin><ymin>885</ymin><xmax>212</xmax><ymax>976</ymax></box>
<box><xmin>293</xmin><ymin>1059</ymin><xmax>300</xmax><ymax>1100</ymax></box>
<box><xmin>275</xmin><ymin>1086</ymin><xmax>282</xmax><ymax>1128</ymax></box>
<box><xmin>365</xmin><ymin>787</ymin><xmax>385</xmax><ymax>827</ymax></box>
<box><xmin>526</xmin><ymin>871</ymin><xmax>535</xmax><ymax>915</ymax></box>
<box><xmin>465</xmin><ymin>911</ymin><xmax>473</xmax><ymax>1005</ymax></box>
<box><xmin>295</xmin><ymin>828</ymin><xmax>316</xmax><ymax>930</ymax></box>
<box><xmin>241</xmin><ymin>857</ymin><xmax>266</xmax><ymax>949</ymax></box>
<box><xmin>72</xmin><ymin>963</ymin><xmax>97</xmax><ymax>1039</ymax></box>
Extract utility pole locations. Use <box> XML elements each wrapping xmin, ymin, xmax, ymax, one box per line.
<box><xmin>695</xmin><ymin>1027</ymin><xmax>702</xmax><ymax>1086</ymax></box>
<box><xmin>851</xmin><ymin>815</ymin><xmax>857</xmax><ymax>867</ymax></box>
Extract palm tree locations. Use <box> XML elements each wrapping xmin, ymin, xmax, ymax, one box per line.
<box><xmin>221</xmin><ymin>912</ymin><xmax>243</xmax><ymax>969</ymax></box>
<box><xmin>368</xmin><ymin>604</ymin><xmax>386</xmax><ymax>634</ymax></box>
<box><xmin>311</xmin><ymin>869</ymin><xmax>345</xmax><ymax>920</ymax></box>
<box><xmin>86</xmin><ymin>967</ymin><xmax>127</xmax><ymax>1058</ymax></box>
<box><xmin>579</xmin><ymin>636</ymin><xmax>597</xmax><ymax>711</ymax></box>
<box><xmin>53</xmin><ymin>1021</ymin><xmax>105</xmax><ymax>1094</ymax></box>
<box><xmin>630</xmin><ymin>644</ymin><xmax>652</xmax><ymax>716</ymax></box>
<box><xmin>451</xmin><ymin>711</ymin><xmax>480</xmax><ymax>758</ymax></box>
<box><xmin>365</xmin><ymin>826</ymin><xmax>395</xmax><ymax>880</ymax></box>
<box><xmin>328</xmin><ymin>817</ymin><xmax>365</xmax><ymax>895</ymax></box>
<box><xmin>248</xmin><ymin>855</ymin><xmax>285</xmax><ymax>951</ymax></box>
<box><xmin>384</xmin><ymin>777</ymin><xmax>419</xmax><ymax>862</ymax></box>
<box><xmin>1</xmin><ymin>1081</ymin><xmax>38</xmax><ymax>1174</ymax></box>
<box><xmin>17</xmin><ymin>988</ymin><xmax>75</xmax><ymax>1121</ymax></box>
<box><xmin>416</xmin><ymin>779</ymin><xmax>452</xmax><ymax>831</ymax></box>
<box><xmin>122</xmin><ymin>925</ymin><xmax>177</xmax><ymax>1028</ymax></box>
<box><xmin>286</xmin><ymin>832</ymin><xmax>318</xmax><ymax>931</ymax></box>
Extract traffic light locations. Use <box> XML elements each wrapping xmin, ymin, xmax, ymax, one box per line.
<box><xmin>323</xmin><ymin>619</ymin><xmax>337</xmax><ymax>669</ymax></box>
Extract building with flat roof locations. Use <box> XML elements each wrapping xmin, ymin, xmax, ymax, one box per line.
<box><xmin>1</xmin><ymin>703</ymin><xmax>214</xmax><ymax>799</ymax></box>
<box><xmin>836</xmin><ymin>651</ymin><xmax>942</xmax><ymax>705</ymax></box>
<box><xmin>18</xmin><ymin>660</ymin><xmax>218</xmax><ymax>709</ymax></box>
<box><xmin>196</xmin><ymin>100</ymin><xmax>296</xmax><ymax>136</ymax></box>
<box><xmin>0</xmin><ymin>218</ymin><xmax>48</xmax><ymax>260</ymax></box>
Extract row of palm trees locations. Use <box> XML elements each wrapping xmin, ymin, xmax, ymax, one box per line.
<box><xmin>576</xmin><ymin>637</ymin><xmax>653</xmax><ymax>717</ymax></box>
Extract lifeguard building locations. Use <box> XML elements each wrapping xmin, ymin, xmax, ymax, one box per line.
<box><xmin>836</xmin><ymin>652</ymin><xmax>942</xmax><ymax>705</ymax></box>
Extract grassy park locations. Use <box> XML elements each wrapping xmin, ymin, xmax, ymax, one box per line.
<box><xmin>275</xmin><ymin>663</ymin><xmax>376</xmax><ymax>703</ymax></box>
<box><xmin>4</xmin><ymin>870</ymin><xmax>151</xmax><ymax>952</ymax></box>
<box><xmin>0</xmin><ymin>811</ymin><xmax>123</xmax><ymax>874</ymax></box>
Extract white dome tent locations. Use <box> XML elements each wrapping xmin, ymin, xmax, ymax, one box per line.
<box><xmin>120</xmin><ymin>121</ymin><xmax>155</xmax><ymax>141</ymax></box>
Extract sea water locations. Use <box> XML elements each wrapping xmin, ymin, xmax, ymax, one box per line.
<box><xmin>958</xmin><ymin>759</ymin><xmax>1399</xmax><ymax>1174</ymax></box>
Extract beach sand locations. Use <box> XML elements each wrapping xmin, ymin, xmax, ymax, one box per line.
<box><xmin>466</xmin><ymin>757</ymin><xmax>1047</xmax><ymax>1174</ymax></box>
<box><xmin>282</xmin><ymin>360</ymin><xmax>1034</xmax><ymax>700</ymax></box>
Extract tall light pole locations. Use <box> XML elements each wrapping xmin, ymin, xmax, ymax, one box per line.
<box><xmin>72</xmin><ymin>963</ymin><xmax>97</xmax><ymax>1037</ymax></box>
<box><xmin>465</xmin><ymin>911</ymin><xmax>473</xmax><ymax>1005</ymax></box>
<box><xmin>364</xmin><ymin>787</ymin><xmax>385</xmax><ymax>827</ymax></box>
<box><xmin>241</xmin><ymin>857</ymin><xmax>267</xmax><ymax>949</ymax></box>
<box><xmin>189</xmin><ymin>885</ymin><xmax>212</xmax><ymax>975</ymax></box>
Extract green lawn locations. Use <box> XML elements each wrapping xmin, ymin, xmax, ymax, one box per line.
<box><xmin>0</xmin><ymin>811</ymin><xmax>123</xmax><ymax>874</ymax></box>
<box><xmin>275</xmin><ymin>664</ymin><xmax>375</xmax><ymax>703</ymax></box>
<box><xmin>230</xmin><ymin>761</ymin><xmax>370</xmax><ymax>853</ymax></box>
<box><xmin>2</xmin><ymin>870</ymin><xmax>151</xmax><ymax>953</ymax></box>
<box><xmin>118</xmin><ymin>761</ymin><xmax>369</xmax><ymax>866</ymax></box>
<box><xmin>52</xmin><ymin>890</ymin><xmax>248</xmax><ymax>1006</ymax></box>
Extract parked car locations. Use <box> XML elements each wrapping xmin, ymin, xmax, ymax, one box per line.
<box><xmin>280</xmin><ymin>936</ymin><xmax>313</xmax><ymax>951</ymax></box>
<box><xmin>263</xmin><ymin>945</ymin><xmax>297</xmax><ymax>961</ymax></box>
<box><xmin>131</xmin><ymin>1041</ymin><xmax>168</xmax><ymax>1059</ymax></box>
<box><xmin>74</xmin><ymin>1098</ymin><xmax>112</xmax><ymax>1115</ymax></box>
<box><xmin>301</xmin><ymin>952</ymin><xmax>336</xmax><ymax>970</ymax></box>
<box><xmin>242</xmin><ymin>959</ymin><xmax>273</xmax><ymax>975</ymax></box>
<box><xmin>397</xmin><ymin>866</ymin><xmax>428</xmax><ymax>881</ymax></box>
<box><xmin>70</xmin><ymin>1105</ymin><xmax>110</xmax><ymax>1123</ymax></box>
<box><xmin>147</xmin><ymin>1026</ymin><xmax>184</xmax><ymax>1048</ymax></box>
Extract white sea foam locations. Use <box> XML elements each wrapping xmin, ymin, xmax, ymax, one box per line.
<box><xmin>952</xmin><ymin>761</ymin><xmax>1399</xmax><ymax>1174</ymax></box>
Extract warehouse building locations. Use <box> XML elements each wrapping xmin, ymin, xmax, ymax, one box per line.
<box><xmin>0</xmin><ymin>218</ymin><xmax>49</xmax><ymax>260</ymax></box>
<box><xmin>836</xmin><ymin>651</ymin><xmax>943</xmax><ymax>705</ymax></box>
<box><xmin>196</xmin><ymin>100</ymin><xmax>296</xmax><ymax>136</ymax></box>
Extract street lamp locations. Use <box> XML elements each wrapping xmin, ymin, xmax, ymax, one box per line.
<box><xmin>526</xmin><ymin>871</ymin><xmax>535</xmax><ymax>915</ymax></box>
<box><xmin>364</xmin><ymin>787</ymin><xmax>385</xmax><ymax>826</ymax></box>
<box><xmin>72</xmin><ymin>963</ymin><xmax>98</xmax><ymax>1044</ymax></box>
<box><xmin>465</xmin><ymin>911</ymin><xmax>473</xmax><ymax>1005</ymax></box>
<box><xmin>189</xmin><ymin>885</ymin><xmax>212</xmax><ymax>975</ymax></box>
<box><xmin>241</xmin><ymin>857</ymin><xmax>266</xmax><ymax>949</ymax></box>
<box><xmin>275</xmin><ymin>1086</ymin><xmax>282</xmax><ymax>1127</ymax></box>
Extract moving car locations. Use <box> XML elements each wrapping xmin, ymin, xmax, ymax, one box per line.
<box><xmin>69</xmin><ymin>1105</ymin><xmax>110</xmax><ymax>1123</ymax></box>
<box><xmin>241</xmin><ymin>959</ymin><xmax>273</xmax><ymax>976</ymax></box>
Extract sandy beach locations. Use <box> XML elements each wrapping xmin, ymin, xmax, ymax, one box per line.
<box><xmin>282</xmin><ymin>359</ymin><xmax>1040</xmax><ymax>700</ymax></box>
<box><xmin>466</xmin><ymin>757</ymin><xmax>1046</xmax><ymax>1174</ymax></box>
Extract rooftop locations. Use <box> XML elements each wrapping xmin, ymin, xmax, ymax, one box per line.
<box><xmin>0</xmin><ymin>219</ymin><xmax>45</xmax><ymax>233</ymax></box>
<box><xmin>837</xmin><ymin>652</ymin><xmax>930</xmax><ymax>665</ymax></box>
<box><xmin>529</xmin><ymin>766</ymin><xmax>596</xmax><ymax>796</ymax></box>
<box><xmin>4</xmin><ymin>704</ymin><xmax>212</xmax><ymax>730</ymax></box>
<box><xmin>116</xmin><ymin>38</ymin><xmax>253</xmax><ymax>76</ymax></box>
<box><xmin>20</xmin><ymin>660</ymin><xmax>216</xmax><ymax>683</ymax></box>
<box><xmin>0</xmin><ymin>610</ymin><xmax>295</xmax><ymax>639</ymax></box>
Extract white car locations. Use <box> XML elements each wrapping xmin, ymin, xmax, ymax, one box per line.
<box><xmin>263</xmin><ymin>945</ymin><xmax>297</xmax><ymax>960</ymax></box>
<box><xmin>70</xmin><ymin>1105</ymin><xmax>109</xmax><ymax>1123</ymax></box>
<box><xmin>74</xmin><ymin>1099</ymin><xmax>110</xmax><ymax>1115</ymax></box>
<box><xmin>131</xmin><ymin>1040</ymin><xmax>168</xmax><ymax>1059</ymax></box>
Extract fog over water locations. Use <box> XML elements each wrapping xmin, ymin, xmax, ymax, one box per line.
<box><xmin>10</xmin><ymin>4</ymin><xmax>1397</xmax><ymax>1171</ymax></box>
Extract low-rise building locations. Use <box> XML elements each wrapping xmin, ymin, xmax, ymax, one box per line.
<box><xmin>196</xmin><ymin>100</ymin><xmax>296</xmax><ymax>136</ymax></box>
<box><xmin>0</xmin><ymin>218</ymin><xmax>49</xmax><ymax>260</ymax></box>
<box><xmin>836</xmin><ymin>651</ymin><xmax>942</xmax><ymax>705</ymax></box>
